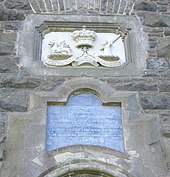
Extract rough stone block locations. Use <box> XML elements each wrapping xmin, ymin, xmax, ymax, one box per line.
<box><xmin>0</xmin><ymin>42</ymin><xmax>15</xmax><ymax>55</ymax></box>
<box><xmin>1</xmin><ymin>76</ymin><xmax>41</xmax><ymax>89</ymax></box>
<box><xmin>0</xmin><ymin>32</ymin><xmax>17</xmax><ymax>42</ymax></box>
<box><xmin>158</xmin><ymin>5</ymin><xmax>167</xmax><ymax>12</ymax></box>
<box><xmin>146</xmin><ymin>58</ymin><xmax>169</xmax><ymax>70</ymax></box>
<box><xmin>115</xmin><ymin>82</ymin><xmax>158</xmax><ymax>91</ymax></box>
<box><xmin>164</xmin><ymin>29</ymin><xmax>170</xmax><ymax>36</ymax></box>
<box><xmin>162</xmin><ymin>15</ymin><xmax>170</xmax><ymax>27</ymax></box>
<box><xmin>0</xmin><ymin>122</ymin><xmax>5</xmax><ymax>134</ymax></box>
<box><xmin>157</xmin><ymin>37</ymin><xmax>170</xmax><ymax>58</ymax></box>
<box><xmin>0</xmin><ymin>113</ymin><xmax>7</xmax><ymax>122</ymax></box>
<box><xmin>161</xmin><ymin>117</ymin><xmax>170</xmax><ymax>137</ymax></box>
<box><xmin>140</xmin><ymin>95</ymin><xmax>170</xmax><ymax>110</ymax></box>
<box><xmin>0</xmin><ymin>150</ymin><xmax>4</xmax><ymax>160</ymax></box>
<box><xmin>0</xmin><ymin>21</ymin><xmax>22</xmax><ymax>31</ymax></box>
<box><xmin>139</xmin><ymin>12</ymin><xmax>168</xmax><ymax>27</ymax></box>
<box><xmin>4</xmin><ymin>0</ymin><xmax>31</xmax><ymax>10</ymax></box>
<box><xmin>0</xmin><ymin>89</ymin><xmax>28</xmax><ymax>112</ymax></box>
<box><xmin>0</xmin><ymin>7</ymin><xmax>25</xmax><ymax>21</ymax></box>
<box><xmin>149</xmin><ymin>41</ymin><xmax>157</xmax><ymax>49</ymax></box>
<box><xmin>0</xmin><ymin>56</ymin><xmax>18</xmax><ymax>73</ymax></box>
<box><xmin>159</xmin><ymin>82</ymin><xmax>170</xmax><ymax>92</ymax></box>
<box><xmin>134</xmin><ymin>2</ymin><xmax>157</xmax><ymax>12</ymax></box>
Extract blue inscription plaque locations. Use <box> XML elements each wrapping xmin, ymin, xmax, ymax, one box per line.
<box><xmin>46</xmin><ymin>93</ymin><xmax>124</xmax><ymax>151</ymax></box>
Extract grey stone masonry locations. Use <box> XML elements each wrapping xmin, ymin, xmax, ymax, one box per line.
<box><xmin>0</xmin><ymin>0</ymin><xmax>169</xmax><ymax>177</ymax></box>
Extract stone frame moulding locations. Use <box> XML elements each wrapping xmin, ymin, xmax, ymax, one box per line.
<box><xmin>4</xmin><ymin>79</ymin><xmax>164</xmax><ymax>177</ymax></box>
<box><xmin>18</xmin><ymin>14</ymin><xmax>148</xmax><ymax>76</ymax></box>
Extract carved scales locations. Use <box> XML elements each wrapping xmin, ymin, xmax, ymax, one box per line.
<box><xmin>42</xmin><ymin>26</ymin><xmax>126</xmax><ymax>67</ymax></box>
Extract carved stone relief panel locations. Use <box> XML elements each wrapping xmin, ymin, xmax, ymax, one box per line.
<box><xmin>41</xmin><ymin>26</ymin><xmax>126</xmax><ymax>67</ymax></box>
<box><xmin>19</xmin><ymin>15</ymin><xmax>147</xmax><ymax>76</ymax></box>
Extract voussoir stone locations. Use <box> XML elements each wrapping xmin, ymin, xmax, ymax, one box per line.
<box><xmin>134</xmin><ymin>2</ymin><xmax>157</xmax><ymax>12</ymax></box>
<box><xmin>39</xmin><ymin>78</ymin><xmax>65</xmax><ymax>91</ymax></box>
<box><xmin>0</xmin><ymin>89</ymin><xmax>28</xmax><ymax>112</ymax></box>
<box><xmin>4</xmin><ymin>0</ymin><xmax>31</xmax><ymax>10</ymax></box>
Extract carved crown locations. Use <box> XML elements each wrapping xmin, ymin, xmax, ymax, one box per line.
<box><xmin>72</xmin><ymin>26</ymin><xmax>97</xmax><ymax>47</ymax></box>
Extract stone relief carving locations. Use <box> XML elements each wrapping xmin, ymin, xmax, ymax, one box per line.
<box><xmin>48</xmin><ymin>40</ymin><xmax>72</xmax><ymax>60</ymax></box>
<box><xmin>42</xmin><ymin>26</ymin><xmax>126</xmax><ymax>67</ymax></box>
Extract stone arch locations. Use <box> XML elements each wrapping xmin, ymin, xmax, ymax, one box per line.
<box><xmin>28</xmin><ymin>0</ymin><xmax>134</xmax><ymax>15</ymax></box>
<box><xmin>56</xmin><ymin>78</ymin><xmax>114</xmax><ymax>104</ymax></box>
<box><xmin>39</xmin><ymin>159</ymin><xmax>134</xmax><ymax>177</ymax></box>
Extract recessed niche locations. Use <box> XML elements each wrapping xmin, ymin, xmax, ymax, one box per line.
<box><xmin>46</xmin><ymin>93</ymin><xmax>124</xmax><ymax>152</ymax></box>
<box><xmin>19</xmin><ymin>14</ymin><xmax>147</xmax><ymax>76</ymax></box>
<box><xmin>41</xmin><ymin>28</ymin><xmax>126</xmax><ymax>68</ymax></box>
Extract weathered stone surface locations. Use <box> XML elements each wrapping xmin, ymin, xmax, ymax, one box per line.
<box><xmin>162</xmin><ymin>15</ymin><xmax>170</xmax><ymax>27</ymax></box>
<box><xmin>4</xmin><ymin>0</ymin><xmax>31</xmax><ymax>10</ymax></box>
<box><xmin>149</xmin><ymin>41</ymin><xmax>157</xmax><ymax>49</ymax></box>
<box><xmin>140</xmin><ymin>12</ymin><xmax>168</xmax><ymax>27</ymax></box>
<box><xmin>45</xmin><ymin>0</ymin><xmax>53</xmax><ymax>12</ymax></box>
<box><xmin>157</xmin><ymin>37</ymin><xmax>170</xmax><ymax>58</ymax></box>
<box><xmin>0</xmin><ymin>32</ymin><xmax>17</xmax><ymax>42</ymax></box>
<box><xmin>0</xmin><ymin>113</ymin><xmax>7</xmax><ymax>136</ymax></box>
<box><xmin>0</xmin><ymin>76</ymin><xmax>65</xmax><ymax>90</ymax></box>
<box><xmin>158</xmin><ymin>5</ymin><xmax>167</xmax><ymax>12</ymax></box>
<box><xmin>0</xmin><ymin>122</ymin><xmax>5</xmax><ymax>134</ymax></box>
<box><xmin>0</xmin><ymin>56</ymin><xmax>18</xmax><ymax>73</ymax></box>
<box><xmin>161</xmin><ymin>117</ymin><xmax>170</xmax><ymax>137</ymax></box>
<box><xmin>39</xmin><ymin>78</ymin><xmax>65</xmax><ymax>91</ymax></box>
<box><xmin>134</xmin><ymin>2</ymin><xmax>157</xmax><ymax>12</ymax></box>
<box><xmin>37</xmin><ymin>0</ymin><xmax>46</xmax><ymax>12</ymax></box>
<box><xmin>1</xmin><ymin>76</ymin><xmax>41</xmax><ymax>89</ymax></box>
<box><xmin>146</xmin><ymin>58</ymin><xmax>169</xmax><ymax>70</ymax></box>
<box><xmin>0</xmin><ymin>89</ymin><xmax>28</xmax><ymax>112</ymax></box>
<box><xmin>140</xmin><ymin>95</ymin><xmax>170</xmax><ymax>110</ymax></box>
<box><xmin>0</xmin><ymin>22</ymin><xmax>22</xmax><ymax>31</ymax></box>
<box><xmin>0</xmin><ymin>42</ymin><xmax>15</xmax><ymax>56</ymax></box>
<box><xmin>164</xmin><ymin>29</ymin><xmax>170</xmax><ymax>36</ymax></box>
<box><xmin>159</xmin><ymin>83</ymin><xmax>170</xmax><ymax>92</ymax></box>
<box><xmin>0</xmin><ymin>7</ymin><xmax>25</xmax><ymax>21</ymax></box>
<box><xmin>115</xmin><ymin>82</ymin><xmax>158</xmax><ymax>91</ymax></box>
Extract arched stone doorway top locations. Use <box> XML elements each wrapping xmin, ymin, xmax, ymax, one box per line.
<box><xmin>39</xmin><ymin>159</ymin><xmax>134</xmax><ymax>177</ymax></box>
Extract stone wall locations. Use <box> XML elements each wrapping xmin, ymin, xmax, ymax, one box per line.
<box><xmin>0</xmin><ymin>0</ymin><xmax>170</xmax><ymax>176</ymax></box>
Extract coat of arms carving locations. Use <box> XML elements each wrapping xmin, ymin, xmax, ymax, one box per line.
<box><xmin>41</xmin><ymin>26</ymin><xmax>126</xmax><ymax>67</ymax></box>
